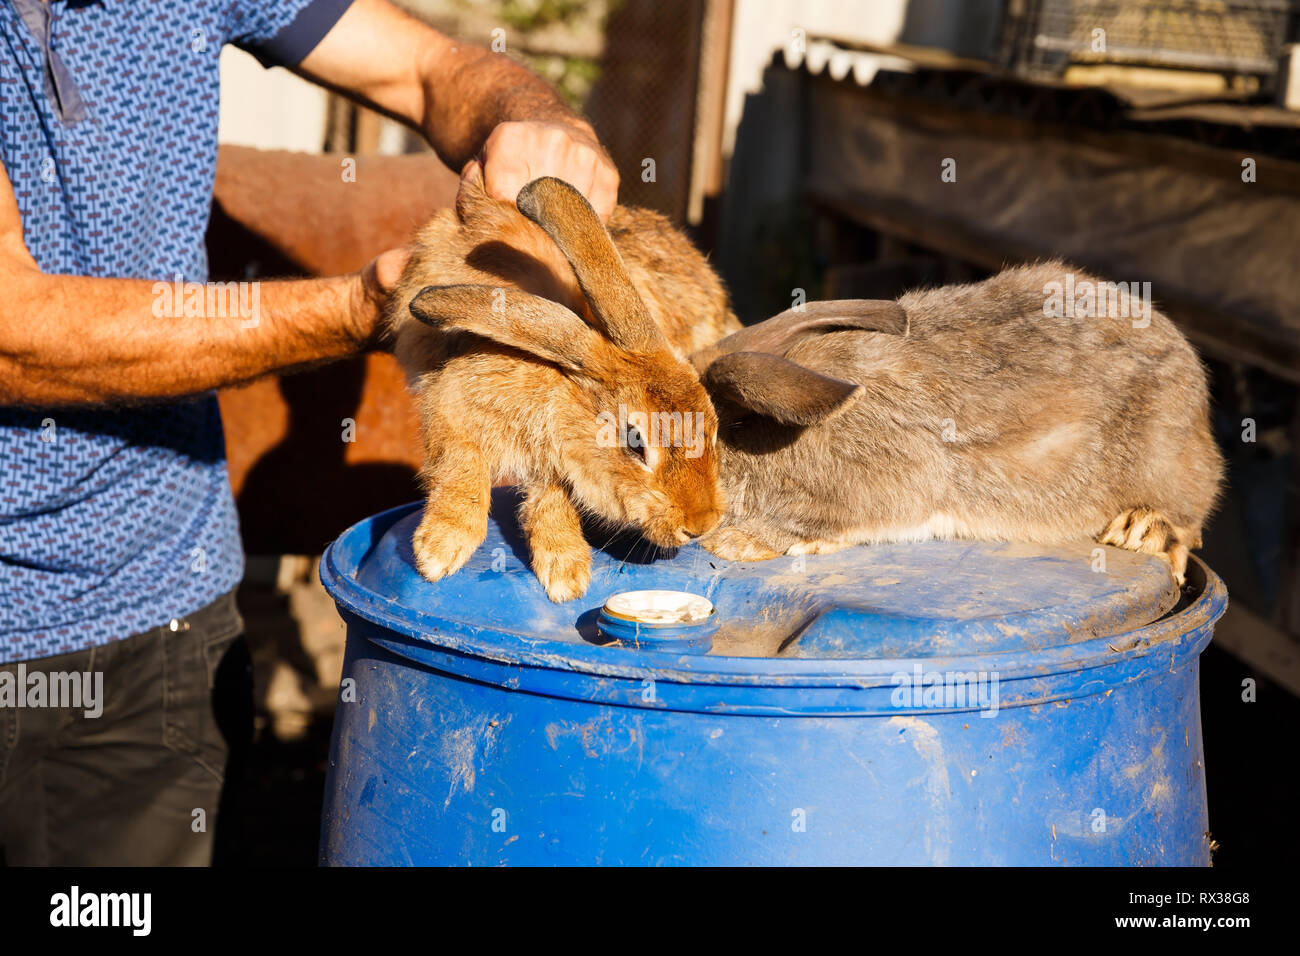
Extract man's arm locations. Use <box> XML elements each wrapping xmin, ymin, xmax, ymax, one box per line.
<box><xmin>0</xmin><ymin>162</ymin><xmax>405</xmax><ymax>407</ymax></box>
<box><xmin>0</xmin><ymin>0</ymin><xmax>615</xmax><ymax>408</ymax></box>
<box><xmin>295</xmin><ymin>0</ymin><xmax>619</xmax><ymax>219</ymax></box>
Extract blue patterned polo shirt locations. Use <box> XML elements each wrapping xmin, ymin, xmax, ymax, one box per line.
<box><xmin>0</xmin><ymin>0</ymin><xmax>353</xmax><ymax>663</ymax></box>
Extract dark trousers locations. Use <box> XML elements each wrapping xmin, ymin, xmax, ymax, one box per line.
<box><xmin>0</xmin><ymin>591</ymin><xmax>250</xmax><ymax>865</ymax></box>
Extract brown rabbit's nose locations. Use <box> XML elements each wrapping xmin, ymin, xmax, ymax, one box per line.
<box><xmin>681</xmin><ymin>508</ymin><xmax>723</xmax><ymax>538</ymax></box>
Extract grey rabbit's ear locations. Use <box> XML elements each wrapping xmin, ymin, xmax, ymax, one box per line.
<box><xmin>709</xmin><ymin>300</ymin><xmax>907</xmax><ymax>359</ymax></box>
<box><xmin>701</xmin><ymin>351</ymin><xmax>863</xmax><ymax>426</ymax></box>
<box><xmin>515</xmin><ymin>177</ymin><xmax>667</xmax><ymax>354</ymax></box>
<box><xmin>409</xmin><ymin>284</ymin><xmax>604</xmax><ymax>373</ymax></box>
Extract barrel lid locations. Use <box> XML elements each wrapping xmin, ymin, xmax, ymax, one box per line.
<box><xmin>324</xmin><ymin>489</ymin><xmax>1181</xmax><ymax>662</ymax></box>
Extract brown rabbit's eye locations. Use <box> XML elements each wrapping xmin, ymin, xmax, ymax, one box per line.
<box><xmin>624</xmin><ymin>424</ymin><xmax>649</xmax><ymax>466</ymax></box>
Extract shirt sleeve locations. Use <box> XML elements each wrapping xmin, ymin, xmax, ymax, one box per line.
<box><xmin>225</xmin><ymin>0</ymin><xmax>356</xmax><ymax>68</ymax></box>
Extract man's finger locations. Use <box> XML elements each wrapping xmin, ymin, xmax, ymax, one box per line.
<box><xmin>460</xmin><ymin>158</ymin><xmax>484</xmax><ymax>184</ymax></box>
<box><xmin>562</xmin><ymin>145</ymin><xmax>597</xmax><ymax>205</ymax></box>
<box><xmin>482</xmin><ymin>154</ymin><xmax>532</xmax><ymax>204</ymax></box>
<box><xmin>373</xmin><ymin>246</ymin><xmax>412</xmax><ymax>293</ymax></box>
<box><xmin>587</xmin><ymin>161</ymin><xmax>619</xmax><ymax>222</ymax></box>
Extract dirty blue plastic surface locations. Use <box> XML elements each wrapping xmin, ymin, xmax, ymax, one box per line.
<box><xmin>320</xmin><ymin>489</ymin><xmax>1227</xmax><ymax>866</ymax></box>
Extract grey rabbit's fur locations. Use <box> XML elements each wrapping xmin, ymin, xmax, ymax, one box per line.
<box><xmin>693</xmin><ymin>262</ymin><xmax>1224</xmax><ymax>584</ymax></box>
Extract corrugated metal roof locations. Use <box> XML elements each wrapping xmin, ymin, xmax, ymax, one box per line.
<box><xmin>781</xmin><ymin>37</ymin><xmax>913</xmax><ymax>85</ymax></box>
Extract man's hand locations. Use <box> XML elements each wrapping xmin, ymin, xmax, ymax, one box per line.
<box><xmin>352</xmin><ymin>246</ymin><xmax>413</xmax><ymax>349</ymax></box>
<box><xmin>477</xmin><ymin>120</ymin><xmax>619</xmax><ymax>221</ymax></box>
<box><xmin>297</xmin><ymin>0</ymin><xmax>620</xmax><ymax>219</ymax></box>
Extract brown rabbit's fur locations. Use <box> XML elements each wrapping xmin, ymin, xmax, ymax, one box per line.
<box><xmin>388</xmin><ymin>177</ymin><xmax>736</xmax><ymax>601</ymax></box>
<box><xmin>390</xmin><ymin>175</ymin><xmax>739</xmax><ymax>369</ymax></box>
<box><xmin>695</xmin><ymin>262</ymin><xmax>1224</xmax><ymax>585</ymax></box>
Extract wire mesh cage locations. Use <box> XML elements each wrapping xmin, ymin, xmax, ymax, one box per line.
<box><xmin>999</xmin><ymin>0</ymin><xmax>1297</xmax><ymax>81</ymax></box>
<box><xmin>583</xmin><ymin>0</ymin><xmax>708</xmax><ymax>221</ymax></box>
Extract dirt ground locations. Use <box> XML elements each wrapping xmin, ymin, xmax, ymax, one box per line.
<box><xmin>211</xmin><ymin>559</ymin><xmax>344</xmax><ymax>867</ymax></box>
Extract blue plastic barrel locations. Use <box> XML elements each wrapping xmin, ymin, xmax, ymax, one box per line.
<box><xmin>319</xmin><ymin>489</ymin><xmax>1226</xmax><ymax>866</ymax></box>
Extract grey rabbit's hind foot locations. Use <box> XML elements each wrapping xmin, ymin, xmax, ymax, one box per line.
<box><xmin>1098</xmin><ymin>506</ymin><xmax>1195</xmax><ymax>587</ymax></box>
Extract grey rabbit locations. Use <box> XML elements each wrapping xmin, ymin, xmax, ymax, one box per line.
<box><xmin>691</xmin><ymin>264</ymin><xmax>1224</xmax><ymax>585</ymax></box>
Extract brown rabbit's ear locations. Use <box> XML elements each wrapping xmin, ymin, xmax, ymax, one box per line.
<box><xmin>701</xmin><ymin>351</ymin><xmax>863</xmax><ymax>426</ymax></box>
<box><xmin>707</xmin><ymin>300</ymin><xmax>907</xmax><ymax>360</ymax></box>
<box><xmin>515</xmin><ymin>177</ymin><xmax>665</xmax><ymax>353</ymax></box>
<box><xmin>408</xmin><ymin>285</ymin><xmax>603</xmax><ymax>373</ymax></box>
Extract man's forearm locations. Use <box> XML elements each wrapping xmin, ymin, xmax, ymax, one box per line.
<box><xmin>298</xmin><ymin>0</ymin><xmax>586</xmax><ymax>168</ymax></box>
<box><xmin>414</xmin><ymin>40</ymin><xmax>587</xmax><ymax>170</ymax></box>
<box><xmin>0</xmin><ymin>267</ymin><xmax>372</xmax><ymax>407</ymax></box>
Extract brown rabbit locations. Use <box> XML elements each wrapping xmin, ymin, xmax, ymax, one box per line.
<box><xmin>388</xmin><ymin>176</ymin><xmax>734</xmax><ymax>601</ymax></box>
<box><xmin>389</xmin><ymin>169</ymin><xmax>739</xmax><ymax>362</ymax></box>
<box><xmin>691</xmin><ymin>265</ymin><xmax>1224</xmax><ymax>585</ymax></box>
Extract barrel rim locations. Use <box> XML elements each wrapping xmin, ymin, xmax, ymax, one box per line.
<box><xmin>321</xmin><ymin>502</ymin><xmax>1227</xmax><ymax>689</ymax></box>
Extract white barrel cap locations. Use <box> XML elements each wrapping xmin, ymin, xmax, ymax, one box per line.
<box><xmin>603</xmin><ymin>590</ymin><xmax>714</xmax><ymax>625</ymax></box>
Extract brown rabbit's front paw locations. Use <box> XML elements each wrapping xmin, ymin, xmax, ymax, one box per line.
<box><xmin>412</xmin><ymin>511</ymin><xmax>486</xmax><ymax>582</ymax></box>
<box><xmin>520</xmin><ymin>483</ymin><xmax>592</xmax><ymax>601</ymax></box>
<box><xmin>1099</xmin><ymin>506</ymin><xmax>1191</xmax><ymax>587</ymax></box>
<box><xmin>532</xmin><ymin>545</ymin><xmax>592</xmax><ymax>603</ymax></box>
<box><xmin>700</xmin><ymin>527</ymin><xmax>781</xmax><ymax>562</ymax></box>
